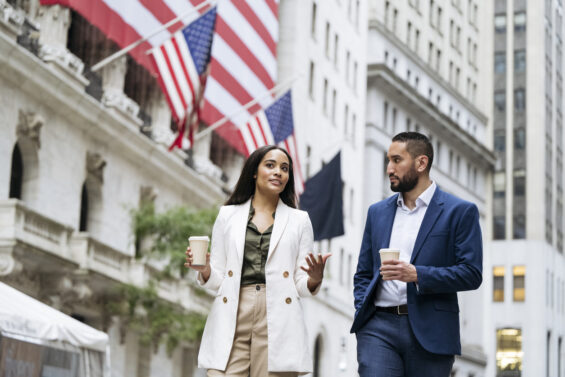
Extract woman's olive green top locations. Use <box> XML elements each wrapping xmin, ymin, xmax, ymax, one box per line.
<box><xmin>240</xmin><ymin>204</ymin><xmax>275</xmax><ymax>286</ymax></box>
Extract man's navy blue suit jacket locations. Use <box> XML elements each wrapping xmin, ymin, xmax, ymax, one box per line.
<box><xmin>351</xmin><ymin>187</ymin><xmax>483</xmax><ymax>356</ymax></box>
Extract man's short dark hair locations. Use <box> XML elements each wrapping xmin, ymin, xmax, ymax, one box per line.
<box><xmin>392</xmin><ymin>132</ymin><xmax>434</xmax><ymax>171</ymax></box>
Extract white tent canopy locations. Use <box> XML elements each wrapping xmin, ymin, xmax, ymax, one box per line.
<box><xmin>0</xmin><ymin>282</ymin><xmax>108</xmax><ymax>352</ymax></box>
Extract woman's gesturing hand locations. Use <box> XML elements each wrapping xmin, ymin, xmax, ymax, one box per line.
<box><xmin>184</xmin><ymin>247</ymin><xmax>211</xmax><ymax>282</ymax></box>
<box><xmin>301</xmin><ymin>252</ymin><xmax>332</xmax><ymax>292</ymax></box>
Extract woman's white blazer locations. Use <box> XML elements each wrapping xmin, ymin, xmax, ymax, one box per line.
<box><xmin>197</xmin><ymin>199</ymin><xmax>318</xmax><ymax>374</ymax></box>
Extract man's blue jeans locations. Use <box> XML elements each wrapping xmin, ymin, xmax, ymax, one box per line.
<box><xmin>356</xmin><ymin>309</ymin><xmax>454</xmax><ymax>377</ymax></box>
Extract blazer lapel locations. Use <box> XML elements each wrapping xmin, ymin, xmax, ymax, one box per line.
<box><xmin>234</xmin><ymin>200</ymin><xmax>252</xmax><ymax>263</ymax></box>
<box><xmin>378</xmin><ymin>195</ymin><xmax>399</xmax><ymax>250</ymax></box>
<box><xmin>267</xmin><ymin>199</ymin><xmax>289</xmax><ymax>262</ymax></box>
<box><xmin>410</xmin><ymin>190</ymin><xmax>444</xmax><ymax>263</ymax></box>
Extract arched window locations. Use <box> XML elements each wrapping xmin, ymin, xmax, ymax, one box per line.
<box><xmin>9</xmin><ymin>144</ymin><xmax>23</xmax><ymax>199</ymax></box>
<box><xmin>79</xmin><ymin>183</ymin><xmax>88</xmax><ymax>231</ymax></box>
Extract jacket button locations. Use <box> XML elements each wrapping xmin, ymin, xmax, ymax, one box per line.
<box><xmin>285</xmin><ymin>297</ymin><xmax>292</xmax><ymax>304</ymax></box>
<box><xmin>283</xmin><ymin>271</ymin><xmax>289</xmax><ymax>278</ymax></box>
<box><xmin>228</xmin><ymin>270</ymin><xmax>233</xmax><ymax>277</ymax></box>
<box><xmin>223</xmin><ymin>297</ymin><xmax>227</xmax><ymax>303</ymax></box>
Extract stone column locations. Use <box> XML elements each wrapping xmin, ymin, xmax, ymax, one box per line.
<box><xmin>36</xmin><ymin>3</ymin><xmax>87</xmax><ymax>87</ymax></box>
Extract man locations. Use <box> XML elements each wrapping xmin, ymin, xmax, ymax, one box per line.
<box><xmin>351</xmin><ymin>132</ymin><xmax>482</xmax><ymax>376</ymax></box>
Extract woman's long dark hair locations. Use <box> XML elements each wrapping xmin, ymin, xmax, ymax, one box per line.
<box><xmin>225</xmin><ymin>145</ymin><xmax>297</xmax><ymax>208</ymax></box>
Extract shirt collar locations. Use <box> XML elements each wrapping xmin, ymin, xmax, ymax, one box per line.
<box><xmin>397</xmin><ymin>181</ymin><xmax>437</xmax><ymax>210</ymax></box>
<box><xmin>248</xmin><ymin>201</ymin><xmax>276</xmax><ymax>222</ymax></box>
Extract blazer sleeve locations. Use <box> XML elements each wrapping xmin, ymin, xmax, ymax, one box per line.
<box><xmin>294</xmin><ymin>211</ymin><xmax>319</xmax><ymax>297</ymax></box>
<box><xmin>415</xmin><ymin>203</ymin><xmax>483</xmax><ymax>294</ymax></box>
<box><xmin>196</xmin><ymin>206</ymin><xmax>227</xmax><ymax>293</ymax></box>
<box><xmin>353</xmin><ymin>207</ymin><xmax>374</xmax><ymax>311</ymax></box>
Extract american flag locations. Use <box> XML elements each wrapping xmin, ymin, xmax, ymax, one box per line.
<box><xmin>148</xmin><ymin>7</ymin><xmax>216</xmax><ymax>149</ymax></box>
<box><xmin>240</xmin><ymin>91</ymin><xmax>304</xmax><ymax>193</ymax></box>
<box><xmin>39</xmin><ymin>0</ymin><xmax>211</xmax><ymax>74</ymax></box>
<box><xmin>200</xmin><ymin>0</ymin><xmax>304</xmax><ymax>192</ymax></box>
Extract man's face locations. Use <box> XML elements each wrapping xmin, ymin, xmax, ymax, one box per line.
<box><xmin>386</xmin><ymin>142</ymin><xmax>420</xmax><ymax>193</ymax></box>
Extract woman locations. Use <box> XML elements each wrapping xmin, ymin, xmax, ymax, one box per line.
<box><xmin>185</xmin><ymin>145</ymin><xmax>331</xmax><ymax>377</ymax></box>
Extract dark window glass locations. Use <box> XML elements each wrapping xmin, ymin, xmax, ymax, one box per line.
<box><xmin>513</xmin><ymin>214</ymin><xmax>526</xmax><ymax>239</ymax></box>
<box><xmin>514</xmin><ymin>128</ymin><xmax>526</xmax><ymax>149</ymax></box>
<box><xmin>495</xmin><ymin>91</ymin><xmax>506</xmax><ymax>111</ymax></box>
<box><xmin>514</xmin><ymin>12</ymin><xmax>526</xmax><ymax>32</ymax></box>
<box><xmin>514</xmin><ymin>89</ymin><xmax>526</xmax><ymax>111</ymax></box>
<box><xmin>495</xmin><ymin>130</ymin><xmax>506</xmax><ymax>152</ymax></box>
<box><xmin>79</xmin><ymin>183</ymin><xmax>88</xmax><ymax>232</ymax></box>
<box><xmin>514</xmin><ymin>176</ymin><xmax>525</xmax><ymax>196</ymax></box>
<box><xmin>495</xmin><ymin>14</ymin><xmax>507</xmax><ymax>33</ymax></box>
<box><xmin>9</xmin><ymin>144</ymin><xmax>23</xmax><ymax>199</ymax></box>
<box><xmin>495</xmin><ymin>52</ymin><xmax>506</xmax><ymax>73</ymax></box>
<box><xmin>494</xmin><ymin>216</ymin><xmax>506</xmax><ymax>240</ymax></box>
<box><xmin>514</xmin><ymin>50</ymin><xmax>526</xmax><ymax>72</ymax></box>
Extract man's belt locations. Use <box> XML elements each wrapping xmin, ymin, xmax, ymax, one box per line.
<box><xmin>375</xmin><ymin>304</ymin><xmax>408</xmax><ymax>315</ymax></box>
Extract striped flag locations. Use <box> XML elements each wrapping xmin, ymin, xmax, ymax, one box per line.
<box><xmin>148</xmin><ymin>7</ymin><xmax>216</xmax><ymax>149</ymax></box>
<box><xmin>39</xmin><ymin>0</ymin><xmax>212</xmax><ymax>74</ymax></box>
<box><xmin>239</xmin><ymin>91</ymin><xmax>304</xmax><ymax>194</ymax></box>
<box><xmin>199</xmin><ymin>0</ymin><xmax>303</xmax><ymax>192</ymax></box>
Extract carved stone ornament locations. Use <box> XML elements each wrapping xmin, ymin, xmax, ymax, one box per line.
<box><xmin>16</xmin><ymin>109</ymin><xmax>44</xmax><ymax>148</ymax></box>
<box><xmin>86</xmin><ymin>152</ymin><xmax>106</xmax><ymax>183</ymax></box>
<box><xmin>0</xmin><ymin>0</ymin><xmax>25</xmax><ymax>38</ymax></box>
<box><xmin>0</xmin><ymin>251</ymin><xmax>23</xmax><ymax>277</ymax></box>
<box><xmin>140</xmin><ymin>186</ymin><xmax>157</xmax><ymax>205</ymax></box>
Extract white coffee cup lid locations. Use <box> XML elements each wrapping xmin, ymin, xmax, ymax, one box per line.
<box><xmin>188</xmin><ymin>236</ymin><xmax>210</xmax><ymax>241</ymax></box>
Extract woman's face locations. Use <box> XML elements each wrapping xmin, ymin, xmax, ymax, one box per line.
<box><xmin>255</xmin><ymin>149</ymin><xmax>290</xmax><ymax>196</ymax></box>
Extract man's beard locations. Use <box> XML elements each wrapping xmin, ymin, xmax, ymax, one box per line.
<box><xmin>390</xmin><ymin>167</ymin><xmax>419</xmax><ymax>193</ymax></box>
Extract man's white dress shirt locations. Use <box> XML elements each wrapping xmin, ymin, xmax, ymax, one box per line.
<box><xmin>374</xmin><ymin>181</ymin><xmax>437</xmax><ymax>307</ymax></box>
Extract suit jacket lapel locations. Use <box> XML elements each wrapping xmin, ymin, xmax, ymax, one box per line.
<box><xmin>379</xmin><ymin>195</ymin><xmax>399</xmax><ymax>250</ymax></box>
<box><xmin>234</xmin><ymin>200</ymin><xmax>251</xmax><ymax>263</ymax></box>
<box><xmin>267</xmin><ymin>199</ymin><xmax>289</xmax><ymax>262</ymax></box>
<box><xmin>410</xmin><ymin>189</ymin><xmax>444</xmax><ymax>263</ymax></box>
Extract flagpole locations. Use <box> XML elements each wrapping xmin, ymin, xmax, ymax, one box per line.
<box><xmin>193</xmin><ymin>74</ymin><xmax>303</xmax><ymax>142</ymax></box>
<box><xmin>90</xmin><ymin>0</ymin><xmax>215</xmax><ymax>72</ymax></box>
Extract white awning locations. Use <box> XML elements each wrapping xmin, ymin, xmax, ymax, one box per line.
<box><xmin>0</xmin><ymin>282</ymin><xmax>108</xmax><ymax>352</ymax></box>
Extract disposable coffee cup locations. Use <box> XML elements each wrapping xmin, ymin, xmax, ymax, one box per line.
<box><xmin>379</xmin><ymin>248</ymin><xmax>400</xmax><ymax>262</ymax></box>
<box><xmin>188</xmin><ymin>236</ymin><xmax>210</xmax><ymax>266</ymax></box>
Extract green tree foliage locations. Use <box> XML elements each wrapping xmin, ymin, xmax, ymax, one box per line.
<box><xmin>106</xmin><ymin>282</ymin><xmax>207</xmax><ymax>355</ymax></box>
<box><xmin>132</xmin><ymin>202</ymin><xmax>218</xmax><ymax>277</ymax></box>
<box><xmin>106</xmin><ymin>202</ymin><xmax>219</xmax><ymax>353</ymax></box>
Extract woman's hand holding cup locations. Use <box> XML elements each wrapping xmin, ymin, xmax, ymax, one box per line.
<box><xmin>185</xmin><ymin>236</ymin><xmax>211</xmax><ymax>281</ymax></box>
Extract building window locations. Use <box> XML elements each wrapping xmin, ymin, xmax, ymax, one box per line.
<box><xmin>323</xmin><ymin>78</ymin><xmax>328</xmax><ymax>114</ymax></box>
<box><xmin>494</xmin><ymin>91</ymin><xmax>506</xmax><ymax>112</ymax></box>
<box><xmin>495</xmin><ymin>14</ymin><xmax>506</xmax><ymax>33</ymax></box>
<box><xmin>514</xmin><ymin>11</ymin><xmax>526</xmax><ymax>32</ymax></box>
<box><xmin>9</xmin><ymin>143</ymin><xmax>23</xmax><ymax>199</ymax></box>
<box><xmin>311</xmin><ymin>2</ymin><xmax>317</xmax><ymax>39</ymax></box>
<box><xmin>79</xmin><ymin>183</ymin><xmax>89</xmax><ymax>232</ymax></box>
<box><xmin>494</xmin><ymin>216</ymin><xmax>506</xmax><ymax>240</ymax></box>
<box><xmin>331</xmin><ymin>89</ymin><xmax>337</xmax><ymax>124</ymax></box>
<box><xmin>513</xmin><ymin>266</ymin><xmax>525</xmax><ymax>302</ymax></box>
<box><xmin>324</xmin><ymin>22</ymin><xmax>330</xmax><ymax>57</ymax></box>
<box><xmin>346</xmin><ymin>50</ymin><xmax>350</xmax><ymax>82</ymax></box>
<box><xmin>514</xmin><ymin>128</ymin><xmax>526</xmax><ymax>149</ymax></box>
<box><xmin>353</xmin><ymin>61</ymin><xmax>358</xmax><ymax>91</ymax></box>
<box><xmin>493</xmin><ymin>266</ymin><xmax>505</xmax><ymax>302</ymax></box>
<box><xmin>514</xmin><ymin>50</ymin><xmax>526</xmax><ymax>72</ymax></box>
<box><xmin>496</xmin><ymin>329</ymin><xmax>523</xmax><ymax>376</ymax></box>
<box><xmin>495</xmin><ymin>52</ymin><xmax>506</xmax><ymax>73</ymax></box>
<box><xmin>514</xmin><ymin>214</ymin><xmax>526</xmax><ymax>239</ymax></box>
<box><xmin>308</xmin><ymin>61</ymin><xmax>315</xmax><ymax>99</ymax></box>
<box><xmin>334</xmin><ymin>34</ymin><xmax>339</xmax><ymax>68</ymax></box>
<box><xmin>514</xmin><ymin>89</ymin><xmax>526</xmax><ymax>111</ymax></box>
<box><xmin>344</xmin><ymin>104</ymin><xmax>349</xmax><ymax>135</ymax></box>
